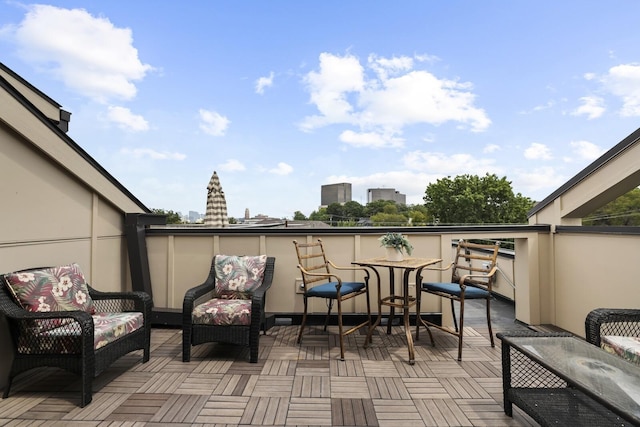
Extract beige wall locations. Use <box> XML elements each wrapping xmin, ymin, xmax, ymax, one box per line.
<box><xmin>146</xmin><ymin>231</ymin><xmax>528</xmax><ymax>323</ymax></box>
<box><xmin>553</xmin><ymin>232</ymin><xmax>640</xmax><ymax>335</ymax></box>
<box><xmin>0</xmin><ymin>124</ymin><xmax>132</xmax><ymax>291</ymax></box>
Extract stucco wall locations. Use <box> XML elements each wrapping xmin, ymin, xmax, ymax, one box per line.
<box><xmin>0</xmin><ymin>124</ymin><xmax>130</xmax><ymax>291</ymax></box>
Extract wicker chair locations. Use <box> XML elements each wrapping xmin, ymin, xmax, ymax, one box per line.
<box><xmin>293</xmin><ymin>239</ymin><xmax>371</xmax><ymax>361</ymax></box>
<box><xmin>182</xmin><ymin>255</ymin><xmax>275</xmax><ymax>363</ymax></box>
<box><xmin>415</xmin><ymin>240</ymin><xmax>500</xmax><ymax>361</ymax></box>
<box><xmin>0</xmin><ymin>265</ymin><xmax>151</xmax><ymax>407</ymax></box>
<box><xmin>585</xmin><ymin>308</ymin><xmax>640</xmax><ymax>347</ymax></box>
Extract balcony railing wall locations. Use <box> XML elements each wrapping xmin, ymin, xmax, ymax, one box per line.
<box><xmin>144</xmin><ymin>225</ymin><xmax>549</xmax><ymax>329</ymax></box>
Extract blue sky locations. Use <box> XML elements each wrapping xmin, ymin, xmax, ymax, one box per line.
<box><xmin>2</xmin><ymin>1</ymin><xmax>640</xmax><ymax>219</ymax></box>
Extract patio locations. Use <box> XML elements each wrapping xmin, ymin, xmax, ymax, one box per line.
<box><xmin>0</xmin><ymin>299</ymin><xmax>539</xmax><ymax>426</ymax></box>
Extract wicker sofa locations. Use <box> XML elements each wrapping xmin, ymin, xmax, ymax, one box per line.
<box><xmin>585</xmin><ymin>308</ymin><xmax>640</xmax><ymax>365</ymax></box>
<box><xmin>0</xmin><ymin>264</ymin><xmax>151</xmax><ymax>407</ymax></box>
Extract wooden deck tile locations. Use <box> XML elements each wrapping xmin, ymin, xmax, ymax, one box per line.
<box><xmin>332</xmin><ymin>398</ymin><xmax>378</xmax><ymax>426</ymax></box>
<box><xmin>286</xmin><ymin>397</ymin><xmax>332</xmax><ymax>426</ymax></box>
<box><xmin>0</xmin><ymin>298</ymin><xmax>538</xmax><ymax>426</ymax></box>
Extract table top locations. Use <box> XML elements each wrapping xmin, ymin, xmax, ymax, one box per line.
<box><xmin>353</xmin><ymin>257</ymin><xmax>442</xmax><ymax>270</ymax></box>
<box><xmin>500</xmin><ymin>334</ymin><xmax>640</xmax><ymax>423</ymax></box>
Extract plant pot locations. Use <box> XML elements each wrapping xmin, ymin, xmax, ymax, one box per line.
<box><xmin>385</xmin><ymin>247</ymin><xmax>404</xmax><ymax>262</ymax></box>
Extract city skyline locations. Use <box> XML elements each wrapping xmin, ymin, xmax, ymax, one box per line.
<box><xmin>2</xmin><ymin>2</ymin><xmax>640</xmax><ymax>218</ymax></box>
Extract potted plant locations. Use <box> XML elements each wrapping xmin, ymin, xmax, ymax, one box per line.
<box><xmin>379</xmin><ymin>232</ymin><xmax>413</xmax><ymax>261</ymax></box>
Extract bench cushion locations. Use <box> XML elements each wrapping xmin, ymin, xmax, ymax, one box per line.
<box><xmin>17</xmin><ymin>312</ymin><xmax>144</xmax><ymax>354</ymax></box>
<box><xmin>601</xmin><ymin>335</ymin><xmax>640</xmax><ymax>365</ymax></box>
<box><xmin>4</xmin><ymin>263</ymin><xmax>95</xmax><ymax>314</ymax></box>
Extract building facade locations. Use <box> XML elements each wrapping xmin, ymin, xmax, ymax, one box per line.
<box><xmin>321</xmin><ymin>183</ymin><xmax>352</xmax><ymax>206</ymax></box>
<box><xmin>367</xmin><ymin>188</ymin><xmax>406</xmax><ymax>204</ymax></box>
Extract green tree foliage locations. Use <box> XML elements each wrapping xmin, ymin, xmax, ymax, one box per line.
<box><xmin>293</xmin><ymin>211</ymin><xmax>307</xmax><ymax>220</ymax></box>
<box><xmin>308</xmin><ymin>207</ymin><xmax>329</xmax><ymax>221</ymax></box>
<box><xmin>583</xmin><ymin>188</ymin><xmax>640</xmax><ymax>226</ymax></box>
<box><xmin>151</xmin><ymin>208</ymin><xmax>183</xmax><ymax>224</ymax></box>
<box><xmin>423</xmin><ymin>174</ymin><xmax>534</xmax><ymax>224</ymax></box>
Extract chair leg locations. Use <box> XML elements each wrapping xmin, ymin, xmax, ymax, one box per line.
<box><xmin>486</xmin><ymin>296</ymin><xmax>495</xmax><ymax>347</ymax></box>
<box><xmin>323</xmin><ymin>299</ymin><xmax>333</xmax><ymax>332</ymax></box>
<box><xmin>415</xmin><ymin>290</ymin><xmax>435</xmax><ymax>346</ymax></box>
<box><xmin>297</xmin><ymin>296</ymin><xmax>309</xmax><ymax>344</ymax></box>
<box><xmin>80</xmin><ymin>369</ymin><xmax>93</xmax><ymax>407</ymax></box>
<box><xmin>336</xmin><ymin>297</ymin><xmax>345</xmax><ymax>361</ymax></box>
<box><xmin>2</xmin><ymin>377</ymin><xmax>12</xmax><ymax>399</ymax></box>
<box><xmin>450</xmin><ymin>299</ymin><xmax>459</xmax><ymax>332</ymax></box>
<box><xmin>183</xmin><ymin>327</ymin><xmax>192</xmax><ymax>362</ymax></box>
<box><xmin>457</xmin><ymin>298</ymin><xmax>465</xmax><ymax>362</ymax></box>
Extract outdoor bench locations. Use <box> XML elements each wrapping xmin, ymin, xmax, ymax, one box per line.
<box><xmin>0</xmin><ymin>263</ymin><xmax>151</xmax><ymax>407</ymax></box>
<box><xmin>585</xmin><ymin>308</ymin><xmax>640</xmax><ymax>365</ymax></box>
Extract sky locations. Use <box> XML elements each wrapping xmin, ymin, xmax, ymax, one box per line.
<box><xmin>2</xmin><ymin>1</ymin><xmax>640</xmax><ymax>219</ymax></box>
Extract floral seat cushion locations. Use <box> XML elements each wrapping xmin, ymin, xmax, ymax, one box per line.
<box><xmin>192</xmin><ymin>298</ymin><xmax>252</xmax><ymax>326</ymax></box>
<box><xmin>601</xmin><ymin>335</ymin><xmax>640</xmax><ymax>365</ymax></box>
<box><xmin>17</xmin><ymin>312</ymin><xmax>144</xmax><ymax>354</ymax></box>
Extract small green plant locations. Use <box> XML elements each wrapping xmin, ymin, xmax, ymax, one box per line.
<box><xmin>378</xmin><ymin>232</ymin><xmax>413</xmax><ymax>255</ymax></box>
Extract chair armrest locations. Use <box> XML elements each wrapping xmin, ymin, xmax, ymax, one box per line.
<box><xmin>585</xmin><ymin>308</ymin><xmax>640</xmax><ymax>347</ymax></box>
<box><xmin>88</xmin><ymin>286</ymin><xmax>152</xmax><ymax>315</ymax></box>
<box><xmin>182</xmin><ymin>276</ymin><xmax>216</xmax><ymax>316</ymax></box>
<box><xmin>328</xmin><ymin>261</ymin><xmax>370</xmax><ymax>275</ymax></box>
<box><xmin>425</xmin><ymin>261</ymin><xmax>455</xmax><ymax>272</ymax></box>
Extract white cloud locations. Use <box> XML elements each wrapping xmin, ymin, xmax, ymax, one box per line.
<box><xmin>483</xmin><ymin>144</ymin><xmax>500</xmax><ymax>154</ymax></box>
<box><xmin>339</xmin><ymin>130</ymin><xmax>404</xmax><ymax>148</ymax></box>
<box><xmin>199</xmin><ymin>109</ymin><xmax>230</xmax><ymax>136</ymax></box>
<box><xmin>571</xmin><ymin>96</ymin><xmax>605</xmax><ymax>119</ymax></box>
<box><xmin>269</xmin><ymin>162</ymin><xmax>293</xmax><ymax>175</ymax></box>
<box><xmin>219</xmin><ymin>159</ymin><xmax>246</xmax><ymax>172</ymax></box>
<box><xmin>402</xmin><ymin>151</ymin><xmax>502</xmax><ymax>175</ymax></box>
<box><xmin>514</xmin><ymin>166</ymin><xmax>566</xmax><ymax>196</ymax></box>
<box><xmin>255</xmin><ymin>72</ymin><xmax>274</xmax><ymax>94</ymax></box>
<box><xmin>9</xmin><ymin>4</ymin><xmax>152</xmax><ymax>103</ymax></box>
<box><xmin>106</xmin><ymin>106</ymin><xmax>149</xmax><ymax>131</ymax></box>
<box><xmin>602</xmin><ymin>63</ymin><xmax>640</xmax><ymax>117</ymax></box>
<box><xmin>524</xmin><ymin>143</ymin><xmax>553</xmax><ymax>160</ymax></box>
<box><xmin>120</xmin><ymin>148</ymin><xmax>186</xmax><ymax>160</ymax></box>
<box><xmin>570</xmin><ymin>140</ymin><xmax>606</xmax><ymax>161</ymax></box>
<box><xmin>299</xmin><ymin>52</ymin><xmax>490</xmax><ymax>147</ymax></box>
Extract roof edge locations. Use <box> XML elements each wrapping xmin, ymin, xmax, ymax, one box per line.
<box><xmin>527</xmin><ymin>127</ymin><xmax>640</xmax><ymax>217</ymax></box>
<box><xmin>0</xmin><ymin>72</ymin><xmax>151</xmax><ymax>213</ymax></box>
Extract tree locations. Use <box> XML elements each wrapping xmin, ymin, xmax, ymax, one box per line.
<box><xmin>293</xmin><ymin>211</ymin><xmax>307</xmax><ymax>220</ymax></box>
<box><xmin>583</xmin><ymin>188</ymin><xmax>640</xmax><ymax>226</ymax></box>
<box><xmin>152</xmin><ymin>208</ymin><xmax>183</xmax><ymax>224</ymax></box>
<box><xmin>423</xmin><ymin>174</ymin><xmax>534</xmax><ymax>224</ymax></box>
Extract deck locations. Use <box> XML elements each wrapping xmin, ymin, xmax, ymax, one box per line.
<box><xmin>0</xmin><ymin>300</ymin><xmax>538</xmax><ymax>426</ymax></box>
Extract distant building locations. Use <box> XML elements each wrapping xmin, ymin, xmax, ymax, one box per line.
<box><xmin>367</xmin><ymin>188</ymin><xmax>406</xmax><ymax>205</ymax></box>
<box><xmin>188</xmin><ymin>210</ymin><xmax>204</xmax><ymax>223</ymax></box>
<box><xmin>321</xmin><ymin>183</ymin><xmax>352</xmax><ymax>206</ymax></box>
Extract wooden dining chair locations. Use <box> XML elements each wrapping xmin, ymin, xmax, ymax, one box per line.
<box><xmin>415</xmin><ymin>240</ymin><xmax>500</xmax><ymax>361</ymax></box>
<box><xmin>293</xmin><ymin>239</ymin><xmax>371</xmax><ymax>360</ymax></box>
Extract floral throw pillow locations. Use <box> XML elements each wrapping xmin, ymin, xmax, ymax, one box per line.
<box><xmin>4</xmin><ymin>263</ymin><xmax>95</xmax><ymax>314</ymax></box>
<box><xmin>214</xmin><ymin>255</ymin><xmax>267</xmax><ymax>299</ymax></box>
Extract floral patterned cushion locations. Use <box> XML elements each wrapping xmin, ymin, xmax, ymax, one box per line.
<box><xmin>601</xmin><ymin>335</ymin><xmax>640</xmax><ymax>365</ymax></box>
<box><xmin>192</xmin><ymin>298</ymin><xmax>252</xmax><ymax>326</ymax></box>
<box><xmin>214</xmin><ymin>255</ymin><xmax>267</xmax><ymax>299</ymax></box>
<box><xmin>17</xmin><ymin>312</ymin><xmax>144</xmax><ymax>354</ymax></box>
<box><xmin>4</xmin><ymin>263</ymin><xmax>95</xmax><ymax>315</ymax></box>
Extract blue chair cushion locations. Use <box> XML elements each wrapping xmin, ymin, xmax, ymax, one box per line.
<box><xmin>422</xmin><ymin>282</ymin><xmax>490</xmax><ymax>299</ymax></box>
<box><xmin>306</xmin><ymin>281</ymin><xmax>365</xmax><ymax>298</ymax></box>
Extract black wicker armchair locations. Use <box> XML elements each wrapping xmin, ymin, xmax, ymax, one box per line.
<box><xmin>0</xmin><ymin>265</ymin><xmax>151</xmax><ymax>407</ymax></box>
<box><xmin>182</xmin><ymin>255</ymin><xmax>275</xmax><ymax>363</ymax></box>
<box><xmin>585</xmin><ymin>308</ymin><xmax>640</xmax><ymax>347</ymax></box>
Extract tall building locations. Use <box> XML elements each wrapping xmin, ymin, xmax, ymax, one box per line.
<box><xmin>321</xmin><ymin>183</ymin><xmax>352</xmax><ymax>206</ymax></box>
<box><xmin>367</xmin><ymin>188</ymin><xmax>406</xmax><ymax>205</ymax></box>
